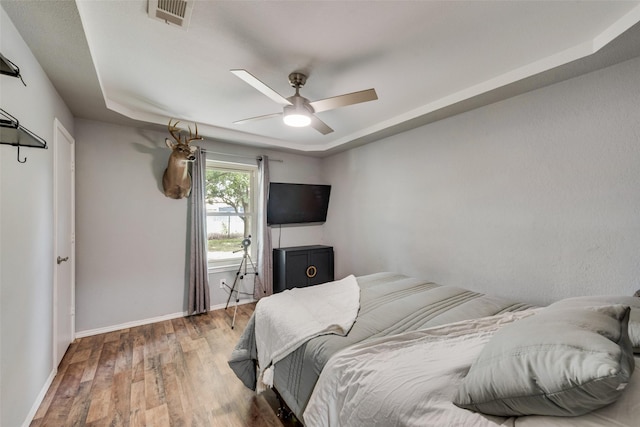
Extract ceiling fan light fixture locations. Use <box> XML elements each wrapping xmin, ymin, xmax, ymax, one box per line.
<box><xmin>283</xmin><ymin>105</ymin><xmax>311</xmax><ymax>127</ymax></box>
<box><xmin>231</xmin><ymin>69</ymin><xmax>376</xmax><ymax>135</ymax></box>
<box><xmin>283</xmin><ymin>96</ymin><xmax>313</xmax><ymax>127</ymax></box>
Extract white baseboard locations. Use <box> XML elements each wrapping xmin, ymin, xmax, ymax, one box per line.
<box><xmin>75</xmin><ymin>298</ymin><xmax>255</xmax><ymax>339</ymax></box>
<box><xmin>21</xmin><ymin>369</ymin><xmax>56</xmax><ymax>427</ymax></box>
<box><xmin>75</xmin><ymin>310</ymin><xmax>186</xmax><ymax>338</ymax></box>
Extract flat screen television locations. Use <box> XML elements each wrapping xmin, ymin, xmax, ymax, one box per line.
<box><xmin>267</xmin><ymin>182</ymin><xmax>331</xmax><ymax>225</ymax></box>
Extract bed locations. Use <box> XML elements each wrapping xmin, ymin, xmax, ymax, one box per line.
<box><xmin>229</xmin><ymin>272</ymin><xmax>640</xmax><ymax>426</ymax></box>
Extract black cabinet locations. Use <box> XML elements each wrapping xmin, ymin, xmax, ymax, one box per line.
<box><xmin>273</xmin><ymin>245</ymin><xmax>334</xmax><ymax>293</ymax></box>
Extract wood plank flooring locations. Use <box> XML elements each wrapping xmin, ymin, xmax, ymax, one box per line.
<box><xmin>31</xmin><ymin>304</ymin><xmax>300</xmax><ymax>427</ymax></box>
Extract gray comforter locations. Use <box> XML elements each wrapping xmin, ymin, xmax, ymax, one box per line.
<box><xmin>228</xmin><ymin>272</ymin><xmax>533</xmax><ymax>419</ymax></box>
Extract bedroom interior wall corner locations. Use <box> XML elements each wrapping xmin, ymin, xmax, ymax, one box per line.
<box><xmin>323</xmin><ymin>55</ymin><xmax>640</xmax><ymax>306</ymax></box>
<box><xmin>74</xmin><ymin>119</ymin><xmax>190</xmax><ymax>332</ymax></box>
<box><xmin>0</xmin><ymin>5</ymin><xmax>74</xmax><ymax>427</ymax></box>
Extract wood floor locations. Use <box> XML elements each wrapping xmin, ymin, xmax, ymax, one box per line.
<box><xmin>31</xmin><ymin>303</ymin><xmax>300</xmax><ymax>426</ymax></box>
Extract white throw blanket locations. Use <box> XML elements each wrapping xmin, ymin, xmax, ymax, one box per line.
<box><xmin>254</xmin><ymin>274</ymin><xmax>360</xmax><ymax>391</ymax></box>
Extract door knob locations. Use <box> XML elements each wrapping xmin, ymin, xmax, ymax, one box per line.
<box><xmin>57</xmin><ymin>256</ymin><xmax>69</xmax><ymax>265</ymax></box>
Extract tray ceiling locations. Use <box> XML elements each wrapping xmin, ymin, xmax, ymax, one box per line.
<box><xmin>4</xmin><ymin>1</ymin><xmax>640</xmax><ymax>155</ymax></box>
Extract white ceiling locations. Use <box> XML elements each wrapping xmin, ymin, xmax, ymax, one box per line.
<box><xmin>4</xmin><ymin>1</ymin><xmax>640</xmax><ymax>155</ymax></box>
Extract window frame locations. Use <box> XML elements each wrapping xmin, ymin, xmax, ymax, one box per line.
<box><xmin>205</xmin><ymin>159</ymin><xmax>258</xmax><ymax>272</ymax></box>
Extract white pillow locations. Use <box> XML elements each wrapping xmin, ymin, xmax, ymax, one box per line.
<box><xmin>549</xmin><ymin>295</ymin><xmax>640</xmax><ymax>353</ymax></box>
<box><xmin>516</xmin><ymin>355</ymin><xmax>640</xmax><ymax>426</ymax></box>
<box><xmin>453</xmin><ymin>305</ymin><xmax>634</xmax><ymax>417</ymax></box>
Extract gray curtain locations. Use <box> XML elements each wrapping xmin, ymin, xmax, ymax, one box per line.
<box><xmin>256</xmin><ymin>155</ymin><xmax>273</xmax><ymax>298</ymax></box>
<box><xmin>188</xmin><ymin>147</ymin><xmax>210</xmax><ymax>314</ymax></box>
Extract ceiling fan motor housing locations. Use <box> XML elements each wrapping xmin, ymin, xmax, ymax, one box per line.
<box><xmin>288</xmin><ymin>72</ymin><xmax>307</xmax><ymax>88</ymax></box>
<box><xmin>287</xmin><ymin>94</ymin><xmax>314</xmax><ymax>113</ymax></box>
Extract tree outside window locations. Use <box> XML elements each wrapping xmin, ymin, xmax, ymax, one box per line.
<box><xmin>205</xmin><ymin>162</ymin><xmax>256</xmax><ymax>266</ymax></box>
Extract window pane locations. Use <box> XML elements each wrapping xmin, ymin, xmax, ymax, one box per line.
<box><xmin>205</xmin><ymin>167</ymin><xmax>255</xmax><ymax>264</ymax></box>
<box><xmin>206</xmin><ymin>214</ymin><xmax>252</xmax><ymax>261</ymax></box>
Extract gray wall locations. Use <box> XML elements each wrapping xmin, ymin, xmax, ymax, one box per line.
<box><xmin>74</xmin><ymin>119</ymin><xmax>325</xmax><ymax>333</ymax></box>
<box><xmin>324</xmin><ymin>55</ymin><xmax>640</xmax><ymax>306</ymax></box>
<box><xmin>0</xmin><ymin>6</ymin><xmax>74</xmax><ymax>427</ymax></box>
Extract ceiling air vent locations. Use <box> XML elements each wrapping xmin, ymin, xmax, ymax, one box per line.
<box><xmin>148</xmin><ymin>0</ymin><xmax>193</xmax><ymax>29</ymax></box>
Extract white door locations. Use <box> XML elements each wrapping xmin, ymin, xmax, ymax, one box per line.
<box><xmin>53</xmin><ymin>118</ymin><xmax>75</xmax><ymax>368</ymax></box>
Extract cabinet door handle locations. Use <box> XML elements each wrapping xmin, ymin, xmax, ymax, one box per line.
<box><xmin>57</xmin><ymin>256</ymin><xmax>69</xmax><ymax>265</ymax></box>
<box><xmin>306</xmin><ymin>265</ymin><xmax>317</xmax><ymax>278</ymax></box>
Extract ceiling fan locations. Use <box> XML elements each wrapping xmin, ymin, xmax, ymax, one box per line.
<box><xmin>231</xmin><ymin>69</ymin><xmax>378</xmax><ymax>135</ymax></box>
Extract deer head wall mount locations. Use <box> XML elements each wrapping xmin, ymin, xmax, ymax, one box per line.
<box><xmin>162</xmin><ymin>119</ymin><xmax>202</xmax><ymax>199</ymax></box>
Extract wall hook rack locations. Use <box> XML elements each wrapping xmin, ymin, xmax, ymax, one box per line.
<box><xmin>0</xmin><ymin>109</ymin><xmax>47</xmax><ymax>163</ymax></box>
<box><xmin>17</xmin><ymin>145</ymin><xmax>27</xmax><ymax>163</ymax></box>
<box><xmin>0</xmin><ymin>52</ymin><xmax>26</xmax><ymax>86</ymax></box>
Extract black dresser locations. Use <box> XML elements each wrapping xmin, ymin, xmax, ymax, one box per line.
<box><xmin>273</xmin><ymin>245</ymin><xmax>334</xmax><ymax>293</ymax></box>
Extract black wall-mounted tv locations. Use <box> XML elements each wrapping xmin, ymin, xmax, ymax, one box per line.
<box><xmin>267</xmin><ymin>182</ymin><xmax>331</xmax><ymax>225</ymax></box>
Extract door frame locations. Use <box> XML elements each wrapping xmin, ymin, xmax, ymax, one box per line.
<box><xmin>52</xmin><ymin>118</ymin><xmax>76</xmax><ymax>369</ymax></box>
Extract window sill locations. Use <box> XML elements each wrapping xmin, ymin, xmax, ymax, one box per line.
<box><xmin>208</xmin><ymin>262</ymin><xmax>242</xmax><ymax>273</ymax></box>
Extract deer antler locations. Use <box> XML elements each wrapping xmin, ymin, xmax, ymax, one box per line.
<box><xmin>186</xmin><ymin>123</ymin><xmax>203</xmax><ymax>145</ymax></box>
<box><xmin>168</xmin><ymin>119</ymin><xmax>184</xmax><ymax>144</ymax></box>
<box><xmin>168</xmin><ymin>119</ymin><xmax>203</xmax><ymax>145</ymax></box>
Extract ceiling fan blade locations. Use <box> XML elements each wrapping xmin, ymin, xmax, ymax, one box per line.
<box><xmin>309</xmin><ymin>88</ymin><xmax>378</xmax><ymax>113</ymax></box>
<box><xmin>233</xmin><ymin>112</ymin><xmax>282</xmax><ymax>125</ymax></box>
<box><xmin>231</xmin><ymin>69</ymin><xmax>292</xmax><ymax>106</ymax></box>
<box><xmin>310</xmin><ymin>115</ymin><xmax>334</xmax><ymax>135</ymax></box>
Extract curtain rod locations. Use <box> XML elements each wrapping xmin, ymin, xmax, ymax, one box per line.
<box><xmin>201</xmin><ymin>149</ymin><xmax>283</xmax><ymax>163</ymax></box>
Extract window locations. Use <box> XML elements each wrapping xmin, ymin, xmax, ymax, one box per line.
<box><xmin>205</xmin><ymin>160</ymin><xmax>257</xmax><ymax>269</ymax></box>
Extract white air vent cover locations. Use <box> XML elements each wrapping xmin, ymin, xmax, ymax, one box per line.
<box><xmin>148</xmin><ymin>0</ymin><xmax>193</xmax><ymax>29</ymax></box>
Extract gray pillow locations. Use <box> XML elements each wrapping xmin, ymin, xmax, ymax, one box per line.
<box><xmin>548</xmin><ymin>295</ymin><xmax>640</xmax><ymax>353</ymax></box>
<box><xmin>453</xmin><ymin>305</ymin><xmax>634</xmax><ymax>417</ymax></box>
